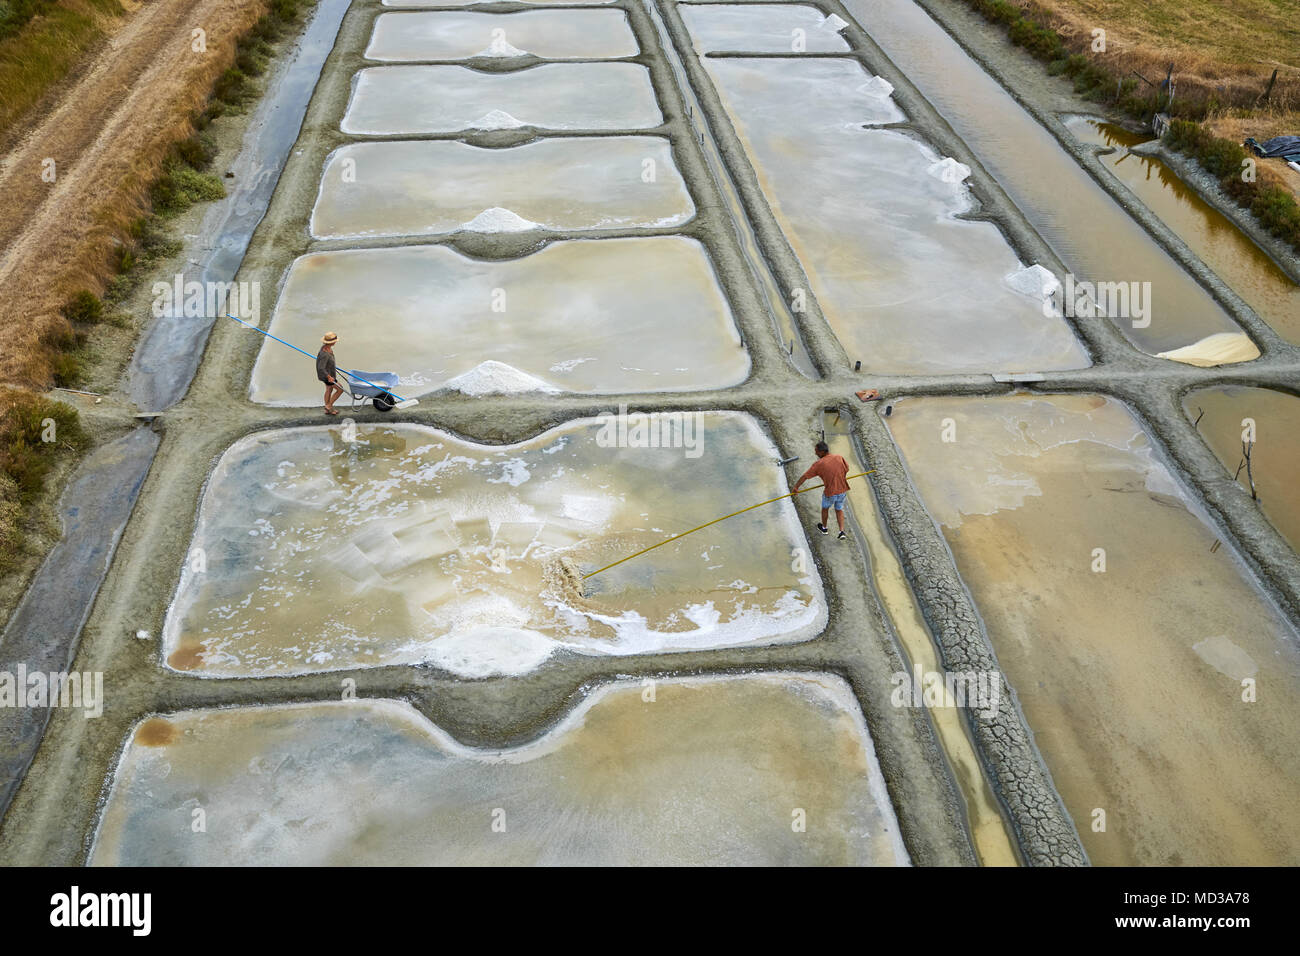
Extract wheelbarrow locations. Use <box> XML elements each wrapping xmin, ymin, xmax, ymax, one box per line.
<box><xmin>219</xmin><ymin>313</ymin><xmax>420</xmax><ymax>411</ymax></box>
<box><xmin>337</xmin><ymin>370</ymin><xmax>416</xmax><ymax>413</ymax></box>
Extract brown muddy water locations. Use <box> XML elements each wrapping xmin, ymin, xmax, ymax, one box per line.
<box><xmin>163</xmin><ymin>414</ymin><xmax>824</xmax><ymax>677</ymax></box>
<box><xmin>89</xmin><ymin>675</ymin><xmax>908</xmax><ymax>865</ymax></box>
<box><xmin>886</xmin><ymin>394</ymin><xmax>1300</xmax><ymax>865</ymax></box>
<box><xmin>1066</xmin><ymin>116</ymin><xmax>1300</xmax><ymax>346</ymax></box>
<box><xmin>1184</xmin><ymin>385</ymin><xmax>1300</xmax><ymax>555</ymax></box>
<box><xmin>823</xmin><ymin>418</ymin><xmax>1019</xmax><ymax>865</ymax></box>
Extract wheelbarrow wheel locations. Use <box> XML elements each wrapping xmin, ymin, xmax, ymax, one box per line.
<box><xmin>373</xmin><ymin>393</ymin><xmax>395</xmax><ymax>413</ymax></box>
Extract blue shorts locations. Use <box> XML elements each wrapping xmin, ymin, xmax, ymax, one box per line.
<box><xmin>822</xmin><ymin>492</ymin><xmax>847</xmax><ymax>511</ymax></box>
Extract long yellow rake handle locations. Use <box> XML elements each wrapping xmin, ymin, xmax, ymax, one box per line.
<box><xmin>582</xmin><ymin>470</ymin><xmax>876</xmax><ymax>580</ymax></box>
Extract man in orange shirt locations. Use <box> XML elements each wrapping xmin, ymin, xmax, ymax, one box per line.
<box><xmin>792</xmin><ymin>441</ymin><xmax>851</xmax><ymax>540</ymax></box>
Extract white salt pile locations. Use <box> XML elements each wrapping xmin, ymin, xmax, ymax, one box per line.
<box><xmin>1005</xmin><ymin>263</ymin><xmax>1061</xmax><ymax>299</ymax></box>
<box><xmin>424</xmin><ymin>626</ymin><xmax>556</xmax><ymax>678</ymax></box>
<box><xmin>444</xmin><ymin>360</ymin><xmax>562</xmax><ymax>395</ymax></box>
<box><xmin>1192</xmin><ymin>635</ymin><xmax>1259</xmax><ymax>682</ymax></box>
<box><xmin>927</xmin><ymin>156</ymin><xmax>971</xmax><ymax>183</ymax></box>
<box><xmin>821</xmin><ymin>13</ymin><xmax>848</xmax><ymax>31</ymax></box>
<box><xmin>461</xmin><ymin>207</ymin><xmax>542</xmax><ymax>233</ymax></box>
<box><xmin>857</xmin><ymin>75</ymin><xmax>894</xmax><ymax>99</ymax></box>
<box><xmin>477</xmin><ymin>38</ymin><xmax>527</xmax><ymax>58</ymax></box>
<box><xmin>472</xmin><ymin>109</ymin><xmax>525</xmax><ymax>130</ymax></box>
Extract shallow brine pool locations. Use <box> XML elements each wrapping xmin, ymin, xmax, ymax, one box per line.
<box><xmin>680</xmin><ymin>4</ymin><xmax>850</xmax><ymax>53</ymax></box>
<box><xmin>90</xmin><ymin>674</ymin><xmax>907</xmax><ymax>866</ymax></box>
<box><xmin>311</xmin><ymin>137</ymin><xmax>693</xmax><ymax>238</ymax></box>
<box><xmin>164</xmin><ymin>414</ymin><xmax>823</xmax><ymax>677</ymax></box>
<box><xmin>341</xmin><ymin>63</ymin><xmax>663</xmax><ymax>135</ymax></box>
<box><xmin>249</xmin><ymin>238</ymin><xmax>748</xmax><ymax>403</ymax></box>
<box><xmin>365</xmin><ymin>10</ymin><xmax>639</xmax><ymax>62</ymax></box>
<box><xmin>696</xmin><ymin>56</ymin><xmax>1089</xmax><ymax>374</ymax></box>
<box><xmin>887</xmin><ymin>393</ymin><xmax>1300</xmax><ymax>865</ymax></box>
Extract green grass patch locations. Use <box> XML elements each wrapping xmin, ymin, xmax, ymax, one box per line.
<box><xmin>0</xmin><ymin>0</ymin><xmax>56</xmax><ymax>42</ymax></box>
<box><xmin>1164</xmin><ymin>118</ymin><xmax>1300</xmax><ymax>252</ymax></box>
<box><xmin>150</xmin><ymin>162</ymin><xmax>225</xmax><ymax>215</ymax></box>
<box><xmin>0</xmin><ymin>390</ymin><xmax>87</xmax><ymax>567</ymax></box>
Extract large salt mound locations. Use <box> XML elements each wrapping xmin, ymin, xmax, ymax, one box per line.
<box><xmin>472</xmin><ymin>109</ymin><xmax>525</xmax><ymax>130</ymax></box>
<box><xmin>461</xmin><ymin>207</ymin><xmax>542</xmax><ymax>233</ymax></box>
<box><xmin>444</xmin><ymin>360</ymin><xmax>561</xmax><ymax>395</ymax></box>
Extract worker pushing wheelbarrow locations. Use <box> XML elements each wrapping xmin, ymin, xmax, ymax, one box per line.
<box><xmin>221</xmin><ymin>314</ymin><xmax>419</xmax><ymax>414</ymax></box>
<box><xmin>317</xmin><ymin>332</ymin><xmax>405</xmax><ymax>414</ymax></box>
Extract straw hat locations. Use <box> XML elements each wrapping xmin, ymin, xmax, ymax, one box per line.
<box><xmin>322</xmin><ymin>332</ymin><xmax>338</xmax><ymax>345</ymax></box>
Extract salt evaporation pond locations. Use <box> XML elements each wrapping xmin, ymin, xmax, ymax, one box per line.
<box><xmin>384</xmin><ymin>0</ymin><xmax>617</xmax><ymax>7</ymax></box>
<box><xmin>696</xmin><ymin>57</ymin><xmax>1089</xmax><ymax>374</ymax></box>
<box><xmin>163</xmin><ymin>414</ymin><xmax>822</xmax><ymax>677</ymax></box>
<box><xmin>250</xmin><ymin>238</ymin><xmax>748</xmax><ymax>403</ymax></box>
<box><xmin>680</xmin><ymin>4</ymin><xmax>849</xmax><ymax>53</ymax></box>
<box><xmin>887</xmin><ymin>394</ymin><xmax>1300</xmax><ymax>865</ymax></box>
<box><xmin>840</xmin><ymin>0</ymin><xmax>1248</xmax><ymax>362</ymax></box>
<box><xmin>341</xmin><ymin>64</ymin><xmax>662</xmax><ymax>135</ymax></box>
<box><xmin>1185</xmin><ymin>386</ymin><xmax>1300</xmax><ymax>554</ymax></box>
<box><xmin>90</xmin><ymin>675</ymin><xmax>907</xmax><ymax>865</ymax></box>
<box><xmin>1067</xmin><ymin>115</ymin><xmax>1300</xmax><ymax>347</ymax></box>
<box><xmin>311</xmin><ymin>138</ymin><xmax>693</xmax><ymax>239</ymax></box>
<box><xmin>365</xmin><ymin>10</ymin><xmax>639</xmax><ymax>61</ymax></box>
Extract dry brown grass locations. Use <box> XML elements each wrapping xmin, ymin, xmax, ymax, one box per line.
<box><xmin>1204</xmin><ymin>110</ymin><xmax>1300</xmax><ymax>195</ymax></box>
<box><xmin>0</xmin><ymin>0</ymin><xmax>275</xmax><ymax>576</ymax></box>
<box><xmin>1029</xmin><ymin>0</ymin><xmax>1300</xmax><ymax>115</ymax></box>
<box><xmin>0</xmin><ymin>0</ymin><xmax>271</xmax><ymax>390</ymax></box>
<box><xmin>0</xmin><ymin>0</ymin><xmax>131</xmax><ymax>147</ymax></box>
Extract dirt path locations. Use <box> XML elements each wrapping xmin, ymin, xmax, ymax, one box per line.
<box><xmin>0</xmin><ymin>0</ymin><xmax>268</xmax><ymax>388</ymax></box>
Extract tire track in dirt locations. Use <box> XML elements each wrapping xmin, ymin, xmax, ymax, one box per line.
<box><xmin>0</xmin><ymin>0</ymin><xmax>269</xmax><ymax>388</ymax></box>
